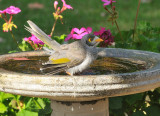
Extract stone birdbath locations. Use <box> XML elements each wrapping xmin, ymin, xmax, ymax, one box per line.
<box><xmin>0</xmin><ymin>48</ymin><xmax>160</xmax><ymax>116</ymax></box>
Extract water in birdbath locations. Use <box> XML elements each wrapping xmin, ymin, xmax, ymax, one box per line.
<box><xmin>0</xmin><ymin>56</ymin><xmax>147</xmax><ymax>75</ymax></box>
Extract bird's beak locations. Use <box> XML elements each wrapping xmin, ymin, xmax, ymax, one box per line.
<box><xmin>95</xmin><ymin>38</ymin><xmax>103</xmax><ymax>42</ymax></box>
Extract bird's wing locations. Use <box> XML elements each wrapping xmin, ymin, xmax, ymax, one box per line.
<box><xmin>41</xmin><ymin>41</ymin><xmax>87</xmax><ymax>75</ymax></box>
<box><xmin>41</xmin><ymin>57</ymin><xmax>82</xmax><ymax>75</ymax></box>
<box><xmin>25</xmin><ymin>20</ymin><xmax>61</xmax><ymax>51</ymax></box>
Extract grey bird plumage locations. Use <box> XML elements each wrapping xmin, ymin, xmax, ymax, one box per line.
<box><xmin>25</xmin><ymin>20</ymin><xmax>103</xmax><ymax>75</ymax></box>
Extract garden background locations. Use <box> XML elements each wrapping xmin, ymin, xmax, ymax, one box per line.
<box><xmin>0</xmin><ymin>0</ymin><xmax>160</xmax><ymax>116</ymax></box>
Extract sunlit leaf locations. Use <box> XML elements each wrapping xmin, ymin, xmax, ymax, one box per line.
<box><xmin>0</xmin><ymin>102</ymin><xmax>7</xmax><ymax>113</ymax></box>
<box><xmin>17</xmin><ymin>109</ymin><xmax>38</xmax><ymax>116</ymax></box>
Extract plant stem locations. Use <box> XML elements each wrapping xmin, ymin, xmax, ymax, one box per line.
<box><xmin>9</xmin><ymin>30</ymin><xmax>19</xmax><ymax>48</ymax></box>
<box><xmin>9</xmin><ymin>14</ymin><xmax>13</xmax><ymax>23</ymax></box>
<box><xmin>133</xmin><ymin>0</ymin><xmax>141</xmax><ymax>39</ymax></box>
<box><xmin>1</xmin><ymin>15</ymin><xmax>8</xmax><ymax>22</ymax></box>
<box><xmin>50</xmin><ymin>19</ymin><xmax>58</xmax><ymax>37</ymax></box>
<box><xmin>104</xmin><ymin>6</ymin><xmax>123</xmax><ymax>41</ymax></box>
<box><xmin>104</xmin><ymin>6</ymin><xmax>112</xmax><ymax>14</ymax></box>
<box><xmin>115</xmin><ymin>20</ymin><xmax>123</xmax><ymax>41</ymax></box>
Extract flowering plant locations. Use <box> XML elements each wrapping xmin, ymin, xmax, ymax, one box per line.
<box><xmin>50</xmin><ymin>0</ymin><xmax>73</xmax><ymax>37</ymax></box>
<box><xmin>0</xmin><ymin>6</ymin><xmax>21</xmax><ymax>32</ymax></box>
<box><xmin>94</xmin><ymin>27</ymin><xmax>114</xmax><ymax>47</ymax></box>
<box><xmin>0</xmin><ymin>6</ymin><xmax>21</xmax><ymax>47</ymax></box>
<box><xmin>23</xmin><ymin>34</ymin><xmax>45</xmax><ymax>50</ymax></box>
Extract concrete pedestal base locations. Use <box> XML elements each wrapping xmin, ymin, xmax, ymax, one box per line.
<box><xmin>51</xmin><ymin>98</ymin><xmax>109</xmax><ymax>116</ymax></box>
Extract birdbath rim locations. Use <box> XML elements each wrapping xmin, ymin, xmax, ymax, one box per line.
<box><xmin>0</xmin><ymin>48</ymin><xmax>160</xmax><ymax>101</ymax></box>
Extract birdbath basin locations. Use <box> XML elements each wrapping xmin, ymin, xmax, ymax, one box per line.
<box><xmin>0</xmin><ymin>48</ymin><xmax>160</xmax><ymax>116</ymax></box>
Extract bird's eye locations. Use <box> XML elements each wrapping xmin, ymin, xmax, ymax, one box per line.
<box><xmin>88</xmin><ymin>38</ymin><xmax>92</xmax><ymax>42</ymax></box>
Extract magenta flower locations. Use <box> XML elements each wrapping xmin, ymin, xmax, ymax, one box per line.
<box><xmin>30</xmin><ymin>35</ymin><xmax>44</xmax><ymax>45</ymax></box>
<box><xmin>61</xmin><ymin>0</ymin><xmax>73</xmax><ymax>9</ymax></box>
<box><xmin>65</xmin><ymin>27</ymin><xmax>92</xmax><ymax>41</ymax></box>
<box><xmin>24</xmin><ymin>37</ymin><xmax>31</xmax><ymax>41</ymax></box>
<box><xmin>94</xmin><ymin>27</ymin><xmax>106</xmax><ymax>36</ymax></box>
<box><xmin>0</xmin><ymin>10</ymin><xmax>6</xmax><ymax>14</ymax></box>
<box><xmin>102</xmin><ymin>0</ymin><xmax>116</xmax><ymax>6</ymax></box>
<box><xmin>24</xmin><ymin>34</ymin><xmax>44</xmax><ymax>45</ymax></box>
<box><xmin>94</xmin><ymin>27</ymin><xmax>114</xmax><ymax>47</ymax></box>
<box><xmin>5</xmin><ymin>6</ymin><xmax>21</xmax><ymax>15</ymax></box>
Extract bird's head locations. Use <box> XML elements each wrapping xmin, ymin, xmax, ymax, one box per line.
<box><xmin>82</xmin><ymin>34</ymin><xmax>103</xmax><ymax>47</ymax></box>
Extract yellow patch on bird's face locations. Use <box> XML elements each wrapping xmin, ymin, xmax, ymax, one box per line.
<box><xmin>88</xmin><ymin>38</ymin><xmax>92</xmax><ymax>42</ymax></box>
<box><xmin>51</xmin><ymin>58</ymin><xmax>71</xmax><ymax>64</ymax></box>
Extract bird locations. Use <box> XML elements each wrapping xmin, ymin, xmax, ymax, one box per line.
<box><xmin>25</xmin><ymin>20</ymin><xmax>103</xmax><ymax>76</ymax></box>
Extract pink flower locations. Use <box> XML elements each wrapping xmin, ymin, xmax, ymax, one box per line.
<box><xmin>94</xmin><ymin>27</ymin><xmax>106</xmax><ymax>36</ymax></box>
<box><xmin>30</xmin><ymin>34</ymin><xmax>44</xmax><ymax>45</ymax></box>
<box><xmin>24</xmin><ymin>37</ymin><xmax>31</xmax><ymax>41</ymax></box>
<box><xmin>5</xmin><ymin>6</ymin><xmax>21</xmax><ymax>15</ymax></box>
<box><xmin>0</xmin><ymin>10</ymin><xmax>6</xmax><ymax>14</ymax></box>
<box><xmin>54</xmin><ymin>1</ymin><xmax>58</xmax><ymax>10</ymax></box>
<box><xmin>24</xmin><ymin>34</ymin><xmax>44</xmax><ymax>45</ymax></box>
<box><xmin>61</xmin><ymin>0</ymin><xmax>73</xmax><ymax>9</ymax></box>
<box><xmin>65</xmin><ymin>27</ymin><xmax>92</xmax><ymax>41</ymax></box>
<box><xmin>94</xmin><ymin>27</ymin><xmax>114</xmax><ymax>47</ymax></box>
<box><xmin>102</xmin><ymin>0</ymin><xmax>116</xmax><ymax>6</ymax></box>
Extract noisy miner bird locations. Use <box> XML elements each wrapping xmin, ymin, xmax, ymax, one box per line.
<box><xmin>25</xmin><ymin>20</ymin><xmax>103</xmax><ymax>76</ymax></box>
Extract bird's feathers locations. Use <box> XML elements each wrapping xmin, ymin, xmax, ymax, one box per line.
<box><xmin>50</xmin><ymin>58</ymin><xmax>71</xmax><ymax>64</ymax></box>
<box><xmin>25</xmin><ymin>20</ymin><xmax>61</xmax><ymax>51</ymax></box>
<box><xmin>25</xmin><ymin>20</ymin><xmax>101</xmax><ymax>75</ymax></box>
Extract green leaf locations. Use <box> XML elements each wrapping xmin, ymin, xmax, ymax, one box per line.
<box><xmin>125</xmin><ymin>93</ymin><xmax>143</xmax><ymax>105</ymax></box>
<box><xmin>131</xmin><ymin>111</ymin><xmax>145</xmax><ymax>116</ymax></box>
<box><xmin>8</xmin><ymin>50</ymin><xmax>19</xmax><ymax>53</ymax></box>
<box><xmin>37</xmin><ymin>98</ymin><xmax>46</xmax><ymax>109</ymax></box>
<box><xmin>0</xmin><ymin>102</ymin><xmax>7</xmax><ymax>113</ymax></box>
<box><xmin>53</xmin><ymin>34</ymin><xmax>66</xmax><ymax>44</ymax></box>
<box><xmin>145</xmin><ymin>105</ymin><xmax>160</xmax><ymax>116</ymax></box>
<box><xmin>38</xmin><ymin>103</ymin><xmax>52</xmax><ymax>116</ymax></box>
<box><xmin>25</xmin><ymin>98</ymin><xmax>33</xmax><ymax>109</ymax></box>
<box><xmin>17</xmin><ymin>109</ymin><xmax>38</xmax><ymax>116</ymax></box>
<box><xmin>109</xmin><ymin>97</ymin><xmax>123</xmax><ymax>109</ymax></box>
<box><xmin>19</xmin><ymin>40</ymin><xmax>33</xmax><ymax>51</ymax></box>
<box><xmin>0</xmin><ymin>92</ymin><xmax>15</xmax><ymax>102</ymax></box>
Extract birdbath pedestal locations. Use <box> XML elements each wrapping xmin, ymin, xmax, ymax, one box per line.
<box><xmin>1</xmin><ymin>48</ymin><xmax>160</xmax><ymax>116</ymax></box>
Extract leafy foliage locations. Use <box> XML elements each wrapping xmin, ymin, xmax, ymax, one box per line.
<box><xmin>109</xmin><ymin>22</ymin><xmax>160</xmax><ymax>116</ymax></box>
<box><xmin>0</xmin><ymin>92</ymin><xmax>52</xmax><ymax>116</ymax></box>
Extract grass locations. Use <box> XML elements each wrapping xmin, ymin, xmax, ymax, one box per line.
<box><xmin>0</xmin><ymin>0</ymin><xmax>160</xmax><ymax>54</ymax></box>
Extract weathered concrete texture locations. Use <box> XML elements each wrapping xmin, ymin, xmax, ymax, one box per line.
<box><xmin>0</xmin><ymin>48</ymin><xmax>160</xmax><ymax>101</ymax></box>
<box><xmin>51</xmin><ymin>98</ymin><xmax>109</xmax><ymax>116</ymax></box>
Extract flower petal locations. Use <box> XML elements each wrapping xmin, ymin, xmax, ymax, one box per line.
<box><xmin>86</xmin><ymin>27</ymin><xmax>92</xmax><ymax>33</ymax></box>
<box><xmin>72</xmin><ymin>34</ymin><xmax>82</xmax><ymax>39</ymax></box>
<box><xmin>93</xmin><ymin>31</ymin><xmax>100</xmax><ymax>36</ymax></box>
<box><xmin>99</xmin><ymin>27</ymin><xmax>106</xmax><ymax>34</ymax></box>
<box><xmin>79</xmin><ymin>27</ymin><xmax>87</xmax><ymax>34</ymax></box>
<box><xmin>5</xmin><ymin>6</ymin><xmax>21</xmax><ymax>15</ymax></box>
<box><xmin>54</xmin><ymin>1</ymin><xmax>58</xmax><ymax>10</ymax></box>
<box><xmin>0</xmin><ymin>10</ymin><xmax>6</xmax><ymax>14</ymax></box>
<box><xmin>65</xmin><ymin>34</ymin><xmax>73</xmax><ymax>41</ymax></box>
<box><xmin>72</xmin><ymin>28</ymin><xmax>80</xmax><ymax>34</ymax></box>
<box><xmin>103</xmin><ymin>2</ymin><xmax>110</xmax><ymax>6</ymax></box>
<box><xmin>80</xmin><ymin>32</ymin><xmax>88</xmax><ymax>37</ymax></box>
<box><xmin>62</xmin><ymin>0</ymin><xmax>73</xmax><ymax>9</ymax></box>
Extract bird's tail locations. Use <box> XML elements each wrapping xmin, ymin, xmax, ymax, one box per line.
<box><xmin>25</xmin><ymin>20</ymin><xmax>60</xmax><ymax>51</ymax></box>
